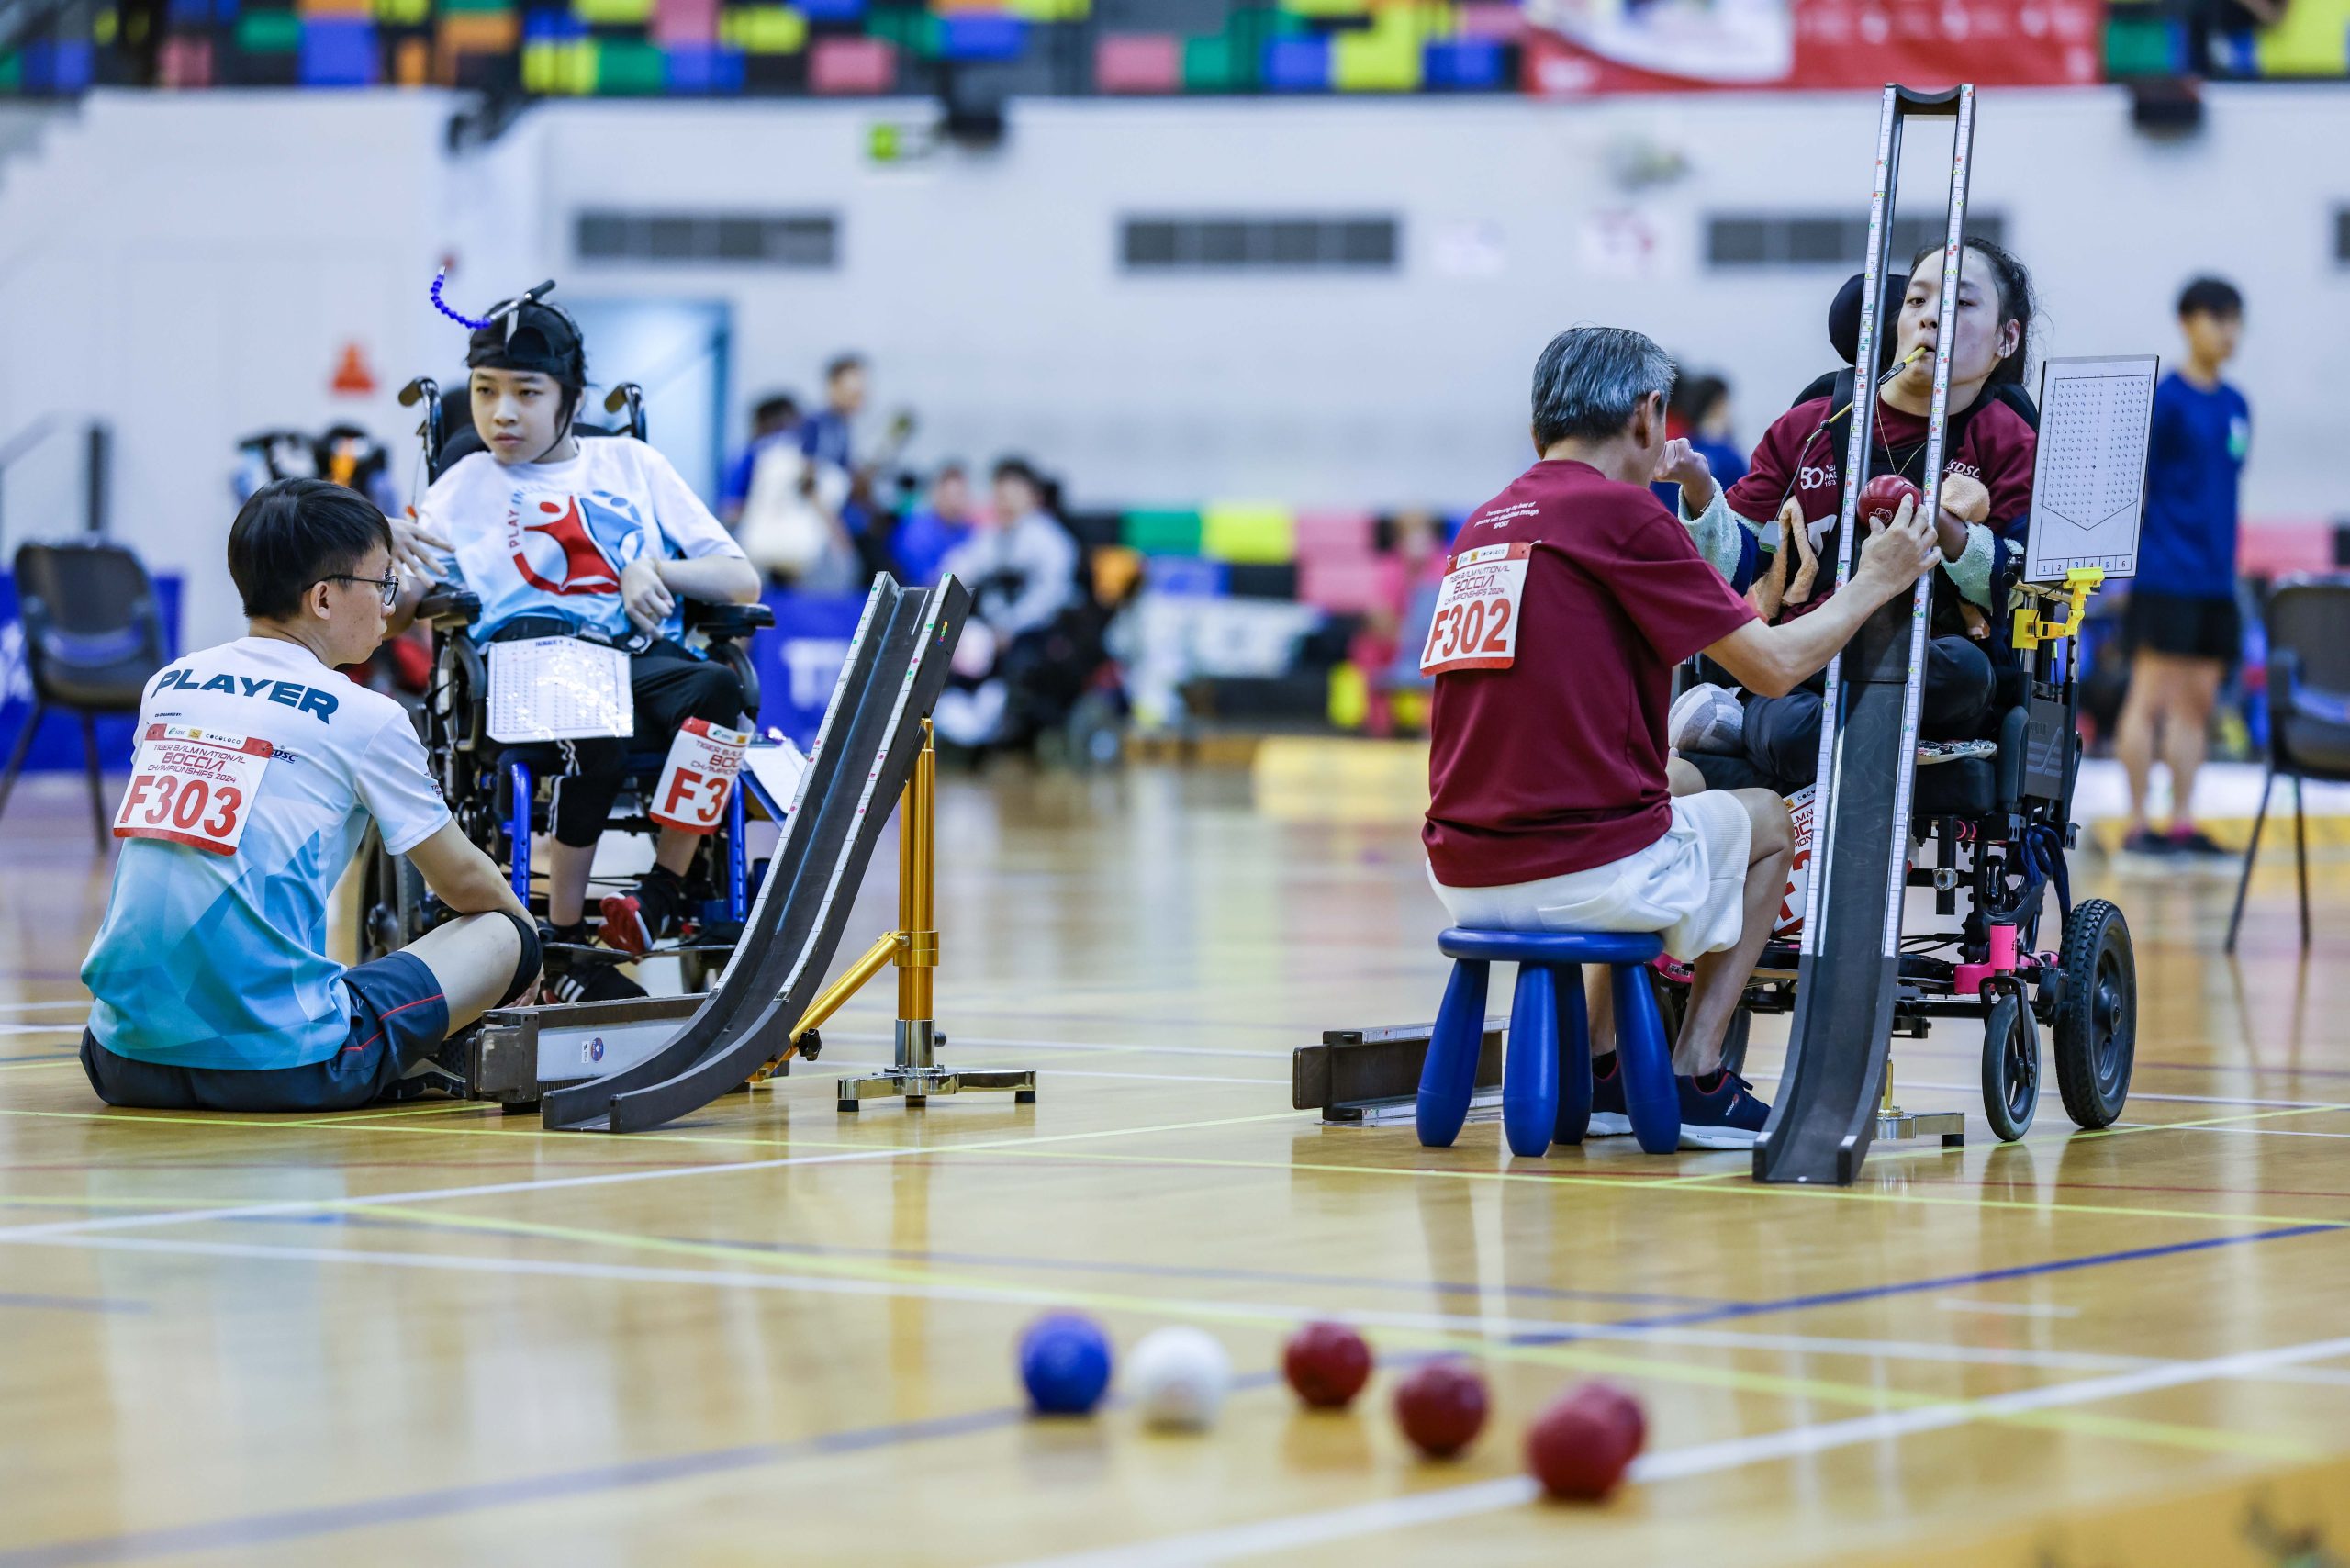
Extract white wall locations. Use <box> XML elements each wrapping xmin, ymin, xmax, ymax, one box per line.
<box><xmin>3</xmin><ymin>85</ymin><xmax>2345</xmax><ymax>650</ymax></box>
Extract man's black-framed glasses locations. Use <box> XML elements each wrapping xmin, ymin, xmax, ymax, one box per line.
<box><xmin>320</xmin><ymin>571</ymin><xmax>401</xmax><ymax>610</ymax></box>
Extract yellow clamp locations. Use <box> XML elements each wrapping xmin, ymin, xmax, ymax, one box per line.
<box><xmin>2011</xmin><ymin>567</ymin><xmax>2104</xmax><ymax>650</ymax></box>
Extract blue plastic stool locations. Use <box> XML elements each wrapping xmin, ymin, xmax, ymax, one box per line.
<box><xmin>1416</xmin><ymin>928</ymin><xmax>1681</xmax><ymax>1157</ymax></box>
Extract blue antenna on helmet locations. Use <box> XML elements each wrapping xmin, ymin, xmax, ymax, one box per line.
<box><xmin>430</xmin><ymin>267</ymin><xmax>492</xmax><ymax>331</ymax></box>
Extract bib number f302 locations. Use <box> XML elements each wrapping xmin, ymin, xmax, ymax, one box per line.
<box><xmin>114</xmin><ymin>724</ymin><xmax>272</xmax><ymax>857</ymax></box>
<box><xmin>652</xmin><ymin>718</ymin><xmax>753</xmax><ymax>834</ymax></box>
<box><xmin>1419</xmin><ymin>542</ymin><xmax>1532</xmax><ymax>676</ymax></box>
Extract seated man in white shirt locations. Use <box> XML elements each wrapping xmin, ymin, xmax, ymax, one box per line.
<box><xmin>81</xmin><ymin>480</ymin><xmax>539</xmax><ymax>1111</ymax></box>
<box><xmin>934</xmin><ymin>457</ymin><xmax>1082</xmax><ymax>750</ymax></box>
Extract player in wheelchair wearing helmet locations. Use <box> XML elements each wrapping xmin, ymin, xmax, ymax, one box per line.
<box><xmin>1662</xmin><ymin>240</ymin><xmax>2040</xmax><ymax>791</ymax></box>
<box><xmin>386</xmin><ymin>284</ymin><xmax>761</xmax><ymax>1001</ymax></box>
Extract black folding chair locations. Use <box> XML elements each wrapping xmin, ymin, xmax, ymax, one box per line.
<box><xmin>2226</xmin><ymin>574</ymin><xmax>2350</xmax><ymax>954</ymax></box>
<box><xmin>0</xmin><ymin>542</ymin><xmax>170</xmax><ymax>841</ymax></box>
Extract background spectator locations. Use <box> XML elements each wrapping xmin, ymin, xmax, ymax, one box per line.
<box><xmin>893</xmin><ymin>462</ymin><xmax>979</xmax><ymax>587</ymax></box>
<box><xmin>2115</xmin><ymin>275</ymin><xmax>2252</xmax><ymax>857</ymax></box>
<box><xmin>719</xmin><ymin>392</ymin><xmax>800</xmax><ymax>529</ymax></box>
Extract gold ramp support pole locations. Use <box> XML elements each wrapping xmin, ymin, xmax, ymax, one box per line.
<box><xmin>836</xmin><ymin>721</ymin><xmax>1037</xmax><ymax>1113</ymax></box>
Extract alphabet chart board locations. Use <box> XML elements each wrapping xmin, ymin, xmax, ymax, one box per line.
<box><xmin>487</xmin><ymin>637</ymin><xmax>635</xmax><ymax>743</ymax></box>
<box><xmin>2023</xmin><ymin>355</ymin><xmax>2159</xmax><ymax>584</ymax></box>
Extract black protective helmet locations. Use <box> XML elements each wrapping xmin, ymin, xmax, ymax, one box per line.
<box><xmin>464</xmin><ymin>280</ymin><xmax>587</xmax><ymax>389</ymax></box>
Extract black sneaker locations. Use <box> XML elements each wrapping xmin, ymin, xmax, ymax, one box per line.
<box><xmin>2120</xmin><ymin>828</ymin><xmax>2176</xmax><ymax>857</ymax></box>
<box><xmin>545</xmin><ymin>963</ymin><xmax>647</xmax><ymax>1005</ymax></box>
<box><xmin>2167</xmin><ymin>827</ymin><xmax>2232</xmax><ymax>858</ymax></box>
<box><xmin>600</xmin><ymin>867</ymin><xmax>687</xmax><ymax>956</ymax></box>
<box><xmin>1677</xmin><ymin>1069</ymin><xmax>1773</xmax><ymax>1150</ymax></box>
<box><xmin>1587</xmin><ymin>1054</ymin><xmax>1632</xmax><ymax>1137</ymax></box>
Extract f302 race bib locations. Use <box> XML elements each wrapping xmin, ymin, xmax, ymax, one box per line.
<box><xmin>113</xmin><ymin>724</ymin><xmax>272</xmax><ymax>857</ymax></box>
<box><xmin>1419</xmin><ymin>542</ymin><xmax>1532</xmax><ymax>676</ymax></box>
<box><xmin>652</xmin><ymin>718</ymin><xmax>753</xmax><ymax>834</ymax></box>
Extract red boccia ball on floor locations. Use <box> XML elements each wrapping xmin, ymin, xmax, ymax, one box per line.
<box><xmin>1283</xmin><ymin>1321</ymin><xmax>1373</xmax><ymax>1410</ymax></box>
<box><xmin>1859</xmin><ymin>472</ymin><xmax>1922</xmax><ymax>528</ymax></box>
<box><xmin>1526</xmin><ymin>1382</ymin><xmax>1647</xmax><ymax>1501</ymax></box>
<box><xmin>1393</xmin><ymin>1360</ymin><xmax>1488</xmax><ymax>1458</ymax></box>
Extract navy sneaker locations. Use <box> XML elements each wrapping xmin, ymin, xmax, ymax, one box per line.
<box><xmin>1587</xmin><ymin>1053</ymin><xmax>1632</xmax><ymax>1137</ymax></box>
<box><xmin>1677</xmin><ymin>1069</ymin><xmax>1772</xmax><ymax>1149</ymax></box>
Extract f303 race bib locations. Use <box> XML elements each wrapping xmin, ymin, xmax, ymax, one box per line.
<box><xmin>1419</xmin><ymin>543</ymin><xmax>1531</xmax><ymax>676</ymax></box>
<box><xmin>113</xmin><ymin>724</ymin><xmax>272</xmax><ymax>857</ymax></box>
<box><xmin>652</xmin><ymin>718</ymin><xmax>753</xmax><ymax>834</ymax></box>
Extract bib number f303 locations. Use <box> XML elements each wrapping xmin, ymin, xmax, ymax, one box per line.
<box><xmin>114</xmin><ymin>724</ymin><xmax>272</xmax><ymax>857</ymax></box>
<box><xmin>1420</xmin><ymin>542</ymin><xmax>1531</xmax><ymax>676</ymax></box>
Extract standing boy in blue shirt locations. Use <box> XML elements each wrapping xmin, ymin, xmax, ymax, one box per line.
<box><xmin>2117</xmin><ymin>276</ymin><xmax>2253</xmax><ymax>857</ymax></box>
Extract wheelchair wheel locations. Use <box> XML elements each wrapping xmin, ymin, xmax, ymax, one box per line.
<box><xmin>2053</xmin><ymin>898</ymin><xmax>2136</xmax><ymax>1129</ymax></box>
<box><xmin>356</xmin><ymin>828</ymin><xmax>428</xmax><ymax>966</ymax></box>
<box><xmin>1979</xmin><ymin>992</ymin><xmax>2039</xmax><ymax>1142</ymax></box>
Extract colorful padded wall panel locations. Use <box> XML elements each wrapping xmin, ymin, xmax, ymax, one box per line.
<box><xmin>5</xmin><ymin>0</ymin><xmax>2344</xmax><ymax>99</ymax></box>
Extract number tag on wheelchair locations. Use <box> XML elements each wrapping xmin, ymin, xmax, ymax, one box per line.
<box><xmin>1419</xmin><ymin>543</ymin><xmax>1531</xmax><ymax>677</ymax></box>
<box><xmin>652</xmin><ymin>718</ymin><xmax>753</xmax><ymax>834</ymax></box>
<box><xmin>113</xmin><ymin>724</ymin><xmax>271</xmax><ymax>857</ymax></box>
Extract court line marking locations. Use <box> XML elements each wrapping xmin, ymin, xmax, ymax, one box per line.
<box><xmin>2130</xmin><ymin>1123</ymin><xmax>2350</xmax><ymax>1141</ymax></box>
<box><xmin>0</xmin><ymin>1001</ymin><xmax>87</xmax><ymax>1016</ymax></box>
<box><xmin>4</xmin><ymin>1235</ymin><xmax>2335</xmax><ymax>1568</ymax></box>
<box><xmin>1935</xmin><ymin>1298</ymin><xmax>2080</xmax><ymax>1320</ymax></box>
<box><xmin>27</xmin><ymin>1224</ymin><xmax>2324</xmax><ymax>1466</ymax></box>
<box><xmin>665</xmin><ymin>1233</ymin><xmax>1730</xmax><ymax>1310</ymax></box>
<box><xmin>0</xmin><ymin>1109</ymin><xmax>1316</xmax><ymax>1242</ymax></box>
<box><xmin>990</xmin><ymin>1330</ymin><xmax>2350</xmax><ymax>1568</ymax></box>
<box><xmin>8</xmin><ymin>1092</ymin><xmax>2343</xmax><ymax>1233</ymax></box>
<box><xmin>0</xmin><ymin>1289</ymin><xmax>145</xmax><ymax>1316</ymax></box>
<box><xmin>318</xmin><ymin>1208</ymin><xmax>2339</xmax><ymax>1455</ymax></box>
<box><xmin>914</xmin><ymin>1142</ymin><xmax>2350</xmax><ymax>1230</ymax></box>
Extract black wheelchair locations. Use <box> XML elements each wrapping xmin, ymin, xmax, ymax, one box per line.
<box><xmin>355</xmin><ymin>377</ymin><xmax>775</xmax><ymax>995</ymax></box>
<box><xmin>1666</xmin><ymin>564</ymin><xmax>2137</xmax><ymax>1144</ymax></box>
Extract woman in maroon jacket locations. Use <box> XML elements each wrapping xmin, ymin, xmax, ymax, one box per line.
<box><xmin>1662</xmin><ymin>240</ymin><xmax>2040</xmax><ymax>787</ymax></box>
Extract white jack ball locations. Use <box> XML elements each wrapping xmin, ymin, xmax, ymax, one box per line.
<box><xmin>1127</xmin><ymin>1327</ymin><xmax>1232</xmax><ymax>1431</ymax></box>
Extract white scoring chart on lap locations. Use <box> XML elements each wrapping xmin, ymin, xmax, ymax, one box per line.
<box><xmin>2023</xmin><ymin>354</ymin><xmax>2159</xmax><ymax>584</ymax></box>
<box><xmin>487</xmin><ymin>637</ymin><xmax>637</xmax><ymax>743</ymax></box>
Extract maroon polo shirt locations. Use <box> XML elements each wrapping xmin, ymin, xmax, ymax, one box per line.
<box><xmin>1424</xmin><ymin>460</ymin><xmax>1756</xmax><ymax>888</ymax></box>
<box><xmin>1724</xmin><ymin>390</ymin><xmax>2037</xmax><ymax>623</ymax></box>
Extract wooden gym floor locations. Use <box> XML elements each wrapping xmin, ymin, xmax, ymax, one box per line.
<box><xmin>2</xmin><ymin>763</ymin><xmax>2347</xmax><ymax>1567</ymax></box>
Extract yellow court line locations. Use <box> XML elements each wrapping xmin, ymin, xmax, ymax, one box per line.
<box><xmin>9</xmin><ymin>1092</ymin><xmax>2349</xmax><ymax>1232</ymax></box>
<box><xmin>0</xmin><ymin>1057</ymin><xmax>81</xmax><ymax>1072</ymax></box>
<box><xmin>891</xmin><ymin>1143</ymin><xmax>2350</xmax><ymax>1231</ymax></box>
<box><xmin>337</xmin><ymin>1201</ymin><xmax>2320</xmax><ymax>1466</ymax></box>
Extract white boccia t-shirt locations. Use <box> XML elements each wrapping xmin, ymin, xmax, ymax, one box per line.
<box><xmin>81</xmin><ymin>637</ymin><xmax>452</xmax><ymax>1070</ymax></box>
<box><xmin>417</xmin><ymin>436</ymin><xmax>745</xmax><ymax>643</ymax></box>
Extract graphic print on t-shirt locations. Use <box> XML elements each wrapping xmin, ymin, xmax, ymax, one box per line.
<box><xmin>509</xmin><ymin>490</ymin><xmax>648</xmax><ymax>599</ymax></box>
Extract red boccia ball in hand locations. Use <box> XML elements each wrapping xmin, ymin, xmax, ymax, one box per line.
<box><xmin>1526</xmin><ymin>1382</ymin><xmax>1647</xmax><ymax>1501</ymax></box>
<box><xmin>1859</xmin><ymin>473</ymin><xmax>1922</xmax><ymax>528</ymax></box>
<box><xmin>1283</xmin><ymin>1322</ymin><xmax>1373</xmax><ymax>1411</ymax></box>
<box><xmin>1393</xmin><ymin>1361</ymin><xmax>1488</xmax><ymax>1459</ymax></box>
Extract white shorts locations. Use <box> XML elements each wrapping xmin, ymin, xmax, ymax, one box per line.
<box><xmin>1429</xmin><ymin>790</ymin><xmax>1756</xmax><ymax>963</ymax></box>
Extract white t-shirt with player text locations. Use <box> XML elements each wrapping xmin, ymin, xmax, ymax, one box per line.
<box><xmin>82</xmin><ymin>637</ymin><xmax>452</xmax><ymax>1070</ymax></box>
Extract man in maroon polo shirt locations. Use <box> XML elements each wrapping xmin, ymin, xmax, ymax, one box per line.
<box><xmin>1423</xmin><ymin>326</ymin><xmax>1939</xmax><ymax>1149</ymax></box>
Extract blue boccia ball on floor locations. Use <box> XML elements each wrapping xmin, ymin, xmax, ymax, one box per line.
<box><xmin>1019</xmin><ymin>1312</ymin><xmax>1113</xmax><ymax>1416</ymax></box>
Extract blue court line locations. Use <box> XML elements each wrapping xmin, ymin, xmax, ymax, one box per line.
<box><xmin>0</xmin><ymin>1291</ymin><xmax>145</xmax><ymax>1316</ymax></box>
<box><xmin>11</xmin><ymin>1219</ymin><xmax>2340</xmax><ymax>1562</ymax></box>
<box><xmin>0</xmin><ymin>1052</ymin><xmax>77</xmax><ymax>1064</ymax></box>
<box><xmin>0</xmin><ymin>1405</ymin><xmax>1031</xmax><ymax>1568</ymax></box>
<box><xmin>1520</xmin><ymin>1222</ymin><xmax>2348</xmax><ymax>1342</ymax></box>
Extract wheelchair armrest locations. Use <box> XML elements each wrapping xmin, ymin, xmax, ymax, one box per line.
<box><xmin>686</xmin><ymin>600</ymin><xmax>774</xmax><ymax>640</ymax></box>
<box><xmin>418</xmin><ymin>586</ymin><xmax>482</xmax><ymax>629</ymax></box>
